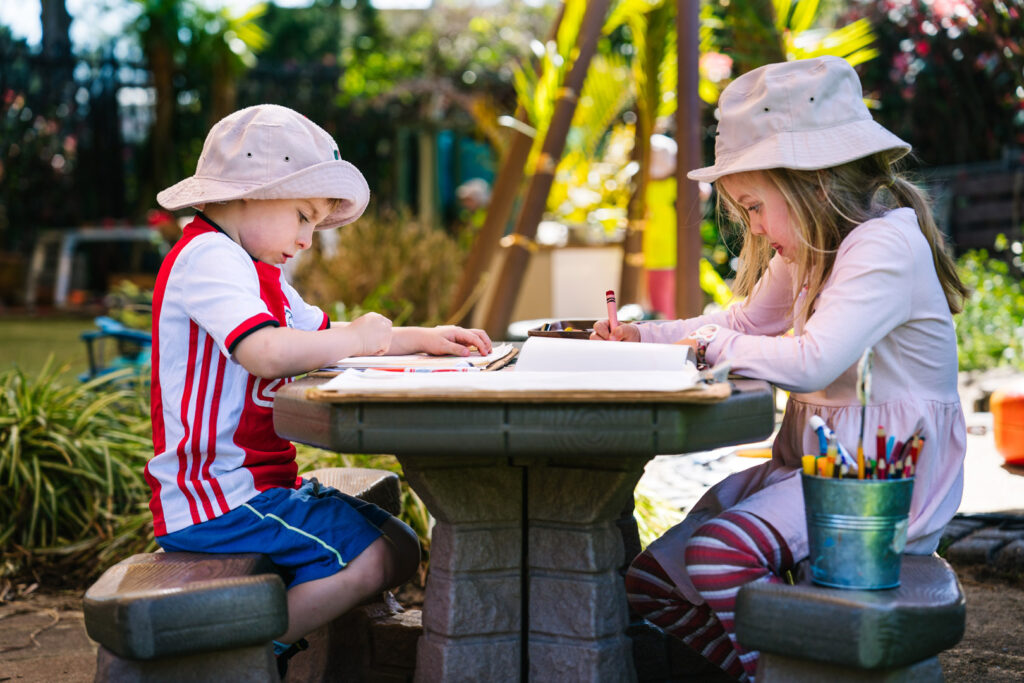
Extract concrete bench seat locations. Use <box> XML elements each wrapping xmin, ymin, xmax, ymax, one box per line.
<box><xmin>735</xmin><ymin>554</ymin><xmax>966</xmax><ymax>682</ymax></box>
<box><xmin>84</xmin><ymin>467</ymin><xmax>404</xmax><ymax>682</ymax></box>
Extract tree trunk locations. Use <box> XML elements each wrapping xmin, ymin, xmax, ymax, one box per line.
<box><xmin>39</xmin><ymin>0</ymin><xmax>73</xmax><ymax>109</ymax></box>
<box><xmin>675</xmin><ymin>0</ymin><xmax>703</xmax><ymax>319</ymax></box>
<box><xmin>481</xmin><ymin>0</ymin><xmax>612</xmax><ymax>339</ymax></box>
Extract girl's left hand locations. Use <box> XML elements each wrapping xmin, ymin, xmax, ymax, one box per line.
<box><xmin>422</xmin><ymin>325</ymin><xmax>493</xmax><ymax>357</ymax></box>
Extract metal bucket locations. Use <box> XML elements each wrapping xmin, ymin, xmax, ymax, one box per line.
<box><xmin>801</xmin><ymin>474</ymin><xmax>914</xmax><ymax>590</ymax></box>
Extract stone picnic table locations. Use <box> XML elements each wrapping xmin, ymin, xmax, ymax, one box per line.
<box><xmin>273</xmin><ymin>370</ymin><xmax>774</xmax><ymax>682</ymax></box>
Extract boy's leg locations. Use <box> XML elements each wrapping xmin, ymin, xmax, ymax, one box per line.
<box><xmin>625</xmin><ymin>551</ymin><xmax>746</xmax><ymax>680</ymax></box>
<box><xmin>279</xmin><ymin>534</ymin><xmax>394</xmax><ymax>643</ymax></box>
<box><xmin>684</xmin><ymin>509</ymin><xmax>794</xmax><ymax>681</ymax></box>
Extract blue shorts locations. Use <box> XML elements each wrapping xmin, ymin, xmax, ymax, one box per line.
<box><xmin>157</xmin><ymin>478</ymin><xmax>392</xmax><ymax>587</ymax></box>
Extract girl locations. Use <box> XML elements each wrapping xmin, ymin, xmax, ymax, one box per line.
<box><xmin>592</xmin><ymin>56</ymin><xmax>968</xmax><ymax>681</ymax></box>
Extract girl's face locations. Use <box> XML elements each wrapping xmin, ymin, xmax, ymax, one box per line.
<box><xmin>720</xmin><ymin>172</ymin><xmax>798</xmax><ymax>261</ymax></box>
<box><xmin>229</xmin><ymin>197</ymin><xmax>331</xmax><ymax>266</ymax></box>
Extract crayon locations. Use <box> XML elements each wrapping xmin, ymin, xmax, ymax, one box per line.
<box><xmin>876</xmin><ymin>426</ymin><xmax>886</xmax><ymax>470</ymax></box>
<box><xmin>802</xmin><ymin>454</ymin><xmax>817</xmax><ymax>475</ymax></box>
<box><xmin>606</xmin><ymin>290</ymin><xmax>619</xmax><ymax>331</ymax></box>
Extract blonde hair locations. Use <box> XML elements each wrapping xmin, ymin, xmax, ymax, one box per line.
<box><xmin>718</xmin><ymin>153</ymin><xmax>967</xmax><ymax>324</ymax></box>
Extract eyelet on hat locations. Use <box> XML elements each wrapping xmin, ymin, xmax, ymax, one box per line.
<box><xmin>687</xmin><ymin>56</ymin><xmax>910</xmax><ymax>184</ymax></box>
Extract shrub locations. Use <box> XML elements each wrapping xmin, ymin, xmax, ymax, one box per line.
<box><xmin>0</xmin><ymin>361</ymin><xmax>156</xmax><ymax>584</ymax></box>
<box><xmin>955</xmin><ymin>239</ymin><xmax>1024</xmax><ymax>372</ymax></box>
<box><xmin>291</xmin><ymin>209</ymin><xmax>465</xmax><ymax>326</ymax></box>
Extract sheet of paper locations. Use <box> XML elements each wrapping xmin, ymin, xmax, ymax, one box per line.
<box><xmin>323</xmin><ymin>343</ymin><xmax>516</xmax><ymax>370</ymax></box>
<box><xmin>318</xmin><ymin>366</ymin><xmax>699</xmax><ymax>394</ymax></box>
<box><xmin>514</xmin><ymin>336</ymin><xmax>695</xmax><ymax>372</ymax></box>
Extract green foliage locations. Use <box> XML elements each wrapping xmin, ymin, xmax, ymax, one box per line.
<box><xmin>634</xmin><ymin>485</ymin><xmax>684</xmax><ymax>549</ymax></box>
<box><xmin>291</xmin><ymin>209</ymin><xmax>465</xmax><ymax>326</ymax></box>
<box><xmin>104</xmin><ymin>280</ymin><xmax>154</xmax><ymax>332</ymax></box>
<box><xmin>0</xmin><ymin>361</ymin><xmax>156</xmax><ymax>584</ymax></box>
<box><xmin>955</xmin><ymin>238</ymin><xmax>1024</xmax><ymax>372</ymax></box>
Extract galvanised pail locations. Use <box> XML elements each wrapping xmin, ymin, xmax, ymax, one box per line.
<box><xmin>801</xmin><ymin>474</ymin><xmax>914</xmax><ymax>590</ymax></box>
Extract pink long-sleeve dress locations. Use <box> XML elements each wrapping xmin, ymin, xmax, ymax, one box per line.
<box><xmin>639</xmin><ymin>207</ymin><xmax>966</xmax><ymax>603</ymax></box>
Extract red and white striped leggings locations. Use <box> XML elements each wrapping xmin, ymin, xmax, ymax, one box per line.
<box><xmin>624</xmin><ymin>510</ymin><xmax>794</xmax><ymax>682</ymax></box>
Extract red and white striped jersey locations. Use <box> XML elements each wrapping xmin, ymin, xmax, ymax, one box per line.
<box><xmin>146</xmin><ymin>215</ymin><xmax>329</xmax><ymax>536</ymax></box>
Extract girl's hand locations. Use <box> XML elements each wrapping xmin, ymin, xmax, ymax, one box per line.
<box><xmin>419</xmin><ymin>325</ymin><xmax>493</xmax><ymax>357</ymax></box>
<box><xmin>590</xmin><ymin>320</ymin><xmax>641</xmax><ymax>342</ymax></box>
<box><xmin>349</xmin><ymin>312</ymin><xmax>393</xmax><ymax>356</ymax></box>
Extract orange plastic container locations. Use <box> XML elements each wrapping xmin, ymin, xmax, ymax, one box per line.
<box><xmin>991</xmin><ymin>386</ymin><xmax>1024</xmax><ymax>465</ymax></box>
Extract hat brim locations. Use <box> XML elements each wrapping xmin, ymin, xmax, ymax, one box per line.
<box><xmin>687</xmin><ymin>119</ymin><xmax>911</xmax><ymax>184</ymax></box>
<box><xmin>157</xmin><ymin>159</ymin><xmax>370</xmax><ymax>229</ymax></box>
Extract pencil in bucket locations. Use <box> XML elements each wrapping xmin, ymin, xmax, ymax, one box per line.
<box><xmin>801</xmin><ymin>474</ymin><xmax>914</xmax><ymax>589</ymax></box>
<box><xmin>801</xmin><ymin>345</ymin><xmax>916</xmax><ymax>589</ymax></box>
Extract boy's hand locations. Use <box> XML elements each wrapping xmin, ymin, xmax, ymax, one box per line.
<box><xmin>420</xmin><ymin>325</ymin><xmax>493</xmax><ymax>357</ymax></box>
<box><xmin>349</xmin><ymin>312</ymin><xmax>393</xmax><ymax>356</ymax></box>
<box><xmin>590</xmin><ymin>320</ymin><xmax>640</xmax><ymax>342</ymax></box>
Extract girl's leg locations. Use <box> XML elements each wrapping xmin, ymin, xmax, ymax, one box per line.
<box><xmin>625</xmin><ymin>550</ymin><xmax>747</xmax><ymax>680</ymax></box>
<box><xmin>685</xmin><ymin>509</ymin><xmax>794</xmax><ymax>681</ymax></box>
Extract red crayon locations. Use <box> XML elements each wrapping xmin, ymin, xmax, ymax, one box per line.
<box><xmin>606</xmin><ymin>289</ymin><xmax>619</xmax><ymax>331</ymax></box>
<box><xmin>876</xmin><ymin>428</ymin><xmax>884</xmax><ymax>481</ymax></box>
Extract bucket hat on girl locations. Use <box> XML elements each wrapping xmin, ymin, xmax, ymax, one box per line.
<box><xmin>688</xmin><ymin>56</ymin><xmax>910</xmax><ymax>184</ymax></box>
<box><xmin>157</xmin><ymin>104</ymin><xmax>370</xmax><ymax>230</ymax></box>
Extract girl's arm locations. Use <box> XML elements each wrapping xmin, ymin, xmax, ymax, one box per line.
<box><xmin>638</xmin><ymin>254</ymin><xmax>797</xmax><ymax>343</ymax></box>
<box><xmin>702</xmin><ymin>222</ymin><xmax>915</xmax><ymax>392</ymax></box>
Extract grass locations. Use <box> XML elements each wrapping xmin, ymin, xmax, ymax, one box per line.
<box><xmin>0</xmin><ymin>315</ymin><xmax>97</xmax><ymax>378</ymax></box>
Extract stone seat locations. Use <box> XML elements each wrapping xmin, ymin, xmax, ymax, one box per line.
<box><xmin>84</xmin><ymin>467</ymin><xmax>403</xmax><ymax>682</ymax></box>
<box><xmin>735</xmin><ymin>553</ymin><xmax>966</xmax><ymax>682</ymax></box>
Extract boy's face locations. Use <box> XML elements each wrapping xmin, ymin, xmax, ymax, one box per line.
<box><xmin>232</xmin><ymin>197</ymin><xmax>332</xmax><ymax>266</ymax></box>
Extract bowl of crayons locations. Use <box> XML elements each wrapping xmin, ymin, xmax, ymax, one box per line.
<box><xmin>800</xmin><ymin>416</ymin><xmax>922</xmax><ymax>590</ymax></box>
<box><xmin>526</xmin><ymin>320</ymin><xmax>596</xmax><ymax>340</ymax></box>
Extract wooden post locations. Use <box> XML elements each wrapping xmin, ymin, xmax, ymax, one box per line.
<box><xmin>448</xmin><ymin>4</ymin><xmax>568</xmax><ymax>327</ymax></box>
<box><xmin>620</xmin><ymin>122</ymin><xmax>650</xmax><ymax>306</ymax></box>
<box><xmin>447</xmin><ymin>117</ymin><xmax>533</xmax><ymax>326</ymax></box>
<box><xmin>481</xmin><ymin>0</ymin><xmax>612</xmax><ymax>339</ymax></box>
<box><xmin>675</xmin><ymin>0</ymin><xmax>703</xmax><ymax>319</ymax></box>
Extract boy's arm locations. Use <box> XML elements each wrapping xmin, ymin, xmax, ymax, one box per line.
<box><xmin>234</xmin><ymin>312</ymin><xmax>392</xmax><ymax>379</ymax></box>
<box><xmin>386</xmin><ymin>325</ymin><xmax>492</xmax><ymax>357</ymax></box>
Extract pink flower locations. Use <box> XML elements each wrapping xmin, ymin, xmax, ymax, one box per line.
<box><xmin>700</xmin><ymin>52</ymin><xmax>733</xmax><ymax>83</ymax></box>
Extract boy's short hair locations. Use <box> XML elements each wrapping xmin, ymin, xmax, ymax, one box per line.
<box><xmin>157</xmin><ymin>104</ymin><xmax>369</xmax><ymax>230</ymax></box>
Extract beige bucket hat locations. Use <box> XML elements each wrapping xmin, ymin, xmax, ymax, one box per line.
<box><xmin>688</xmin><ymin>56</ymin><xmax>910</xmax><ymax>184</ymax></box>
<box><xmin>157</xmin><ymin>104</ymin><xmax>370</xmax><ymax>230</ymax></box>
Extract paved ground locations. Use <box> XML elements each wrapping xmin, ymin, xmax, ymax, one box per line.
<box><xmin>2</xmin><ymin>376</ymin><xmax>1023</xmax><ymax>682</ymax></box>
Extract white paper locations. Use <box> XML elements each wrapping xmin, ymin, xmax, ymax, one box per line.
<box><xmin>319</xmin><ymin>367</ymin><xmax>699</xmax><ymax>394</ymax></box>
<box><xmin>324</xmin><ymin>343</ymin><xmax>516</xmax><ymax>370</ymax></box>
<box><xmin>514</xmin><ymin>336</ymin><xmax>695</xmax><ymax>373</ymax></box>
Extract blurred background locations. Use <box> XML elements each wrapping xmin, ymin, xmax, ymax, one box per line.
<box><xmin>1</xmin><ymin>0</ymin><xmax>1021</xmax><ymax>341</ymax></box>
<box><xmin>0</xmin><ymin>0</ymin><xmax>1022</xmax><ymax>594</ymax></box>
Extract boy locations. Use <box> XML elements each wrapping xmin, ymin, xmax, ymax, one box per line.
<box><xmin>146</xmin><ymin>104</ymin><xmax>492</xmax><ymax>672</ymax></box>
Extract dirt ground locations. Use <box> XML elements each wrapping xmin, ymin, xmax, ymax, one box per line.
<box><xmin>0</xmin><ymin>563</ymin><xmax>1022</xmax><ymax>682</ymax></box>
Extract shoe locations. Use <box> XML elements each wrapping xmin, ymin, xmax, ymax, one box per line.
<box><xmin>275</xmin><ymin>638</ymin><xmax>309</xmax><ymax>679</ymax></box>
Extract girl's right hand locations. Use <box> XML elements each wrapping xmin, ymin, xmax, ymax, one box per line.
<box><xmin>590</xmin><ymin>320</ymin><xmax>641</xmax><ymax>342</ymax></box>
<box><xmin>349</xmin><ymin>312</ymin><xmax>393</xmax><ymax>355</ymax></box>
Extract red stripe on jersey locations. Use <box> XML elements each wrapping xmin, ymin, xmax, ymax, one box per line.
<box><xmin>204</xmin><ymin>350</ymin><xmax>232</xmax><ymax>515</ymax></box>
<box><xmin>148</xmin><ymin>218</ymin><xmax>220</xmax><ymax>534</ymax></box>
<box><xmin>189</xmin><ymin>334</ymin><xmax>217</xmax><ymax>520</ymax></box>
<box><xmin>175</xmin><ymin>321</ymin><xmax>203</xmax><ymax>526</ymax></box>
<box><xmin>319</xmin><ymin>311</ymin><xmax>329</xmax><ymax>330</ymax></box>
<box><xmin>225</xmin><ymin>312</ymin><xmax>278</xmax><ymax>351</ymax></box>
